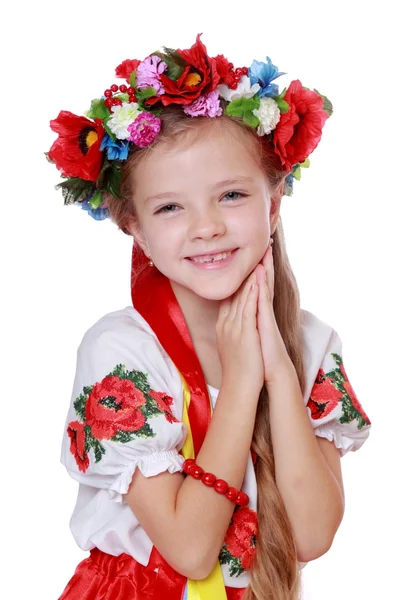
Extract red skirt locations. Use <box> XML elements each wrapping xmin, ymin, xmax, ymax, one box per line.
<box><xmin>59</xmin><ymin>546</ymin><xmax>246</xmax><ymax>600</ymax></box>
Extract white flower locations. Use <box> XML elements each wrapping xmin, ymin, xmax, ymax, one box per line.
<box><xmin>108</xmin><ymin>102</ymin><xmax>140</xmax><ymax>140</ymax></box>
<box><xmin>217</xmin><ymin>75</ymin><xmax>260</xmax><ymax>102</ymax></box>
<box><xmin>252</xmin><ymin>97</ymin><xmax>281</xmax><ymax>136</ymax></box>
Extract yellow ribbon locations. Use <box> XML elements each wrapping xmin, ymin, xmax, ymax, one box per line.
<box><xmin>180</xmin><ymin>374</ymin><xmax>228</xmax><ymax>600</ymax></box>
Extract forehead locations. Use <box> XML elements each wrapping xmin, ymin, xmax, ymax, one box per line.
<box><xmin>132</xmin><ymin>121</ymin><xmax>265</xmax><ymax>196</ymax></box>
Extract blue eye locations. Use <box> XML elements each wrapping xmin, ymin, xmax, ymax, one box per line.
<box><xmin>155</xmin><ymin>204</ymin><xmax>180</xmax><ymax>214</ymax></box>
<box><xmin>223</xmin><ymin>191</ymin><xmax>244</xmax><ymax>201</ymax></box>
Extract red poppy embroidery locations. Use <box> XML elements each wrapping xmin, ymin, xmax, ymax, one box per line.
<box><xmin>340</xmin><ymin>364</ymin><xmax>371</xmax><ymax>425</ymax></box>
<box><xmin>219</xmin><ymin>506</ymin><xmax>258</xmax><ymax>576</ymax></box>
<box><xmin>307</xmin><ymin>368</ymin><xmax>342</xmax><ymax>420</ymax></box>
<box><xmin>86</xmin><ymin>376</ymin><xmax>147</xmax><ymax>440</ymax></box>
<box><xmin>307</xmin><ymin>353</ymin><xmax>371</xmax><ymax>429</ymax></box>
<box><xmin>67</xmin><ymin>421</ymin><xmax>89</xmax><ymax>473</ymax></box>
<box><xmin>67</xmin><ymin>364</ymin><xmax>179</xmax><ymax>472</ymax></box>
<box><xmin>148</xmin><ymin>389</ymin><xmax>179</xmax><ymax>424</ymax></box>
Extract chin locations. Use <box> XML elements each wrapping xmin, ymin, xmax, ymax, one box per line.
<box><xmin>190</xmin><ymin>280</ymin><xmax>242</xmax><ymax>302</ymax></box>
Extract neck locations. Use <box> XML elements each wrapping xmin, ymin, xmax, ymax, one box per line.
<box><xmin>170</xmin><ymin>281</ymin><xmax>220</xmax><ymax>344</ymax></box>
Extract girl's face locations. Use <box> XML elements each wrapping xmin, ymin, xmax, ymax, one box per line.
<box><xmin>127</xmin><ymin>123</ymin><xmax>280</xmax><ymax>301</ymax></box>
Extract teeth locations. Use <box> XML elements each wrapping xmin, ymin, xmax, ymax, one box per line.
<box><xmin>191</xmin><ymin>251</ymin><xmax>232</xmax><ymax>263</ymax></box>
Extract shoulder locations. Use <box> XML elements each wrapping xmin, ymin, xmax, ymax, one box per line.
<box><xmin>299</xmin><ymin>308</ymin><xmax>342</xmax><ymax>396</ymax></box>
<box><xmin>80</xmin><ymin>305</ymin><xmax>158</xmax><ymax>349</ymax></box>
<box><xmin>75</xmin><ymin>306</ymin><xmax>183</xmax><ymax>402</ymax></box>
<box><xmin>300</xmin><ymin>308</ymin><xmax>339</xmax><ymax>361</ymax></box>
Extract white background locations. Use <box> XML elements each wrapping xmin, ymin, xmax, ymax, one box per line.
<box><xmin>2</xmin><ymin>0</ymin><xmax>399</xmax><ymax>598</ymax></box>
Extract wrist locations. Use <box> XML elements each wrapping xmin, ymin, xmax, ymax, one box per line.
<box><xmin>266</xmin><ymin>360</ymin><xmax>297</xmax><ymax>389</ymax></box>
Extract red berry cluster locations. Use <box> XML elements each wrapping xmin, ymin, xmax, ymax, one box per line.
<box><xmin>229</xmin><ymin>66</ymin><xmax>249</xmax><ymax>90</ymax></box>
<box><xmin>183</xmin><ymin>458</ymin><xmax>249</xmax><ymax>507</ymax></box>
<box><xmin>104</xmin><ymin>84</ymin><xmax>137</xmax><ymax>110</ymax></box>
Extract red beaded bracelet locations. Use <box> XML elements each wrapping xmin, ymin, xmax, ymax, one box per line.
<box><xmin>182</xmin><ymin>458</ymin><xmax>249</xmax><ymax>507</ymax></box>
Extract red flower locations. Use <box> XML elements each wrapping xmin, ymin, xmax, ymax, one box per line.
<box><xmin>213</xmin><ymin>54</ymin><xmax>236</xmax><ymax>87</ymax></box>
<box><xmin>48</xmin><ymin>111</ymin><xmax>105</xmax><ymax>182</ymax></box>
<box><xmin>148</xmin><ymin>389</ymin><xmax>179</xmax><ymax>423</ymax></box>
<box><xmin>340</xmin><ymin>364</ymin><xmax>371</xmax><ymax>424</ymax></box>
<box><xmin>149</xmin><ymin>33</ymin><xmax>220</xmax><ymax>107</ymax></box>
<box><xmin>306</xmin><ymin>370</ymin><xmax>343</xmax><ymax>420</ymax></box>
<box><xmin>115</xmin><ymin>59</ymin><xmax>141</xmax><ymax>83</ymax></box>
<box><xmin>85</xmin><ymin>376</ymin><xmax>146</xmax><ymax>440</ymax></box>
<box><xmin>273</xmin><ymin>80</ymin><xmax>328</xmax><ymax>171</ymax></box>
<box><xmin>67</xmin><ymin>421</ymin><xmax>89</xmax><ymax>473</ymax></box>
<box><xmin>225</xmin><ymin>507</ymin><xmax>258</xmax><ymax>570</ymax></box>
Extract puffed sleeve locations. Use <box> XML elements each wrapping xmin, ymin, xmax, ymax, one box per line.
<box><xmin>60</xmin><ymin>309</ymin><xmax>188</xmax><ymax>503</ymax></box>
<box><xmin>302</xmin><ymin>313</ymin><xmax>371</xmax><ymax>457</ymax></box>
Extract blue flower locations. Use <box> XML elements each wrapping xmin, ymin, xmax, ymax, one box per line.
<box><xmin>249</xmin><ymin>57</ymin><xmax>285</xmax><ymax>98</ymax></box>
<box><xmin>79</xmin><ymin>197</ymin><xmax>110</xmax><ymax>221</ymax></box>
<box><xmin>100</xmin><ymin>134</ymin><xmax>130</xmax><ymax>161</ymax></box>
<box><xmin>284</xmin><ymin>172</ymin><xmax>295</xmax><ymax>196</ymax></box>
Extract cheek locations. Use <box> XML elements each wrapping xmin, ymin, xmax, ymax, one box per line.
<box><xmin>146</xmin><ymin>220</ymin><xmax>182</xmax><ymax>256</ymax></box>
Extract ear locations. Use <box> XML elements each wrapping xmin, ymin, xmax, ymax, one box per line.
<box><xmin>125</xmin><ymin>216</ymin><xmax>151</xmax><ymax>257</ymax></box>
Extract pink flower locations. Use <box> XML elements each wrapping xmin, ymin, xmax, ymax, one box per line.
<box><xmin>136</xmin><ymin>56</ymin><xmax>167</xmax><ymax>95</ymax></box>
<box><xmin>127</xmin><ymin>112</ymin><xmax>162</xmax><ymax>147</ymax></box>
<box><xmin>183</xmin><ymin>90</ymin><xmax>223</xmax><ymax>117</ymax></box>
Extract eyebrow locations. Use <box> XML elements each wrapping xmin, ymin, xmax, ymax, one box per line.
<box><xmin>144</xmin><ymin>176</ymin><xmax>255</xmax><ymax>205</ymax></box>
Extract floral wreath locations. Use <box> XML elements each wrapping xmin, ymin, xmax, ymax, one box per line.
<box><xmin>47</xmin><ymin>34</ymin><xmax>333</xmax><ymax>221</ymax></box>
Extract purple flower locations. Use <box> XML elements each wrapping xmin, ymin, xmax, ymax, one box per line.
<box><xmin>127</xmin><ymin>112</ymin><xmax>162</xmax><ymax>147</ymax></box>
<box><xmin>136</xmin><ymin>56</ymin><xmax>167</xmax><ymax>95</ymax></box>
<box><xmin>183</xmin><ymin>90</ymin><xmax>223</xmax><ymax>118</ymax></box>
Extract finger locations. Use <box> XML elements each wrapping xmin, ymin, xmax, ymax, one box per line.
<box><xmin>217</xmin><ymin>295</ymin><xmax>232</xmax><ymax>328</ymax></box>
<box><xmin>235</xmin><ymin>273</ymin><xmax>257</xmax><ymax>323</ymax></box>
<box><xmin>228</xmin><ymin>270</ymin><xmax>256</xmax><ymax>322</ymax></box>
<box><xmin>243</xmin><ymin>282</ymin><xmax>258</xmax><ymax>329</ymax></box>
<box><xmin>263</xmin><ymin>246</ymin><xmax>275</xmax><ymax>301</ymax></box>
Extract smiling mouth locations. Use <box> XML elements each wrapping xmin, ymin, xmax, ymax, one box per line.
<box><xmin>186</xmin><ymin>249</ymin><xmax>238</xmax><ymax>264</ymax></box>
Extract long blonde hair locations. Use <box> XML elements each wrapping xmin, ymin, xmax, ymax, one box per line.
<box><xmin>105</xmin><ymin>107</ymin><xmax>306</xmax><ymax>600</ymax></box>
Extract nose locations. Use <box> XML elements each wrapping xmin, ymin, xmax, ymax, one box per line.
<box><xmin>187</xmin><ymin>206</ymin><xmax>226</xmax><ymax>241</ymax></box>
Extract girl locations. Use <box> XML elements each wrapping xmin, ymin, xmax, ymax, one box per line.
<box><xmin>49</xmin><ymin>35</ymin><xmax>371</xmax><ymax>600</ymax></box>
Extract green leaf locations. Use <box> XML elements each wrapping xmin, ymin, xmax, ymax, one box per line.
<box><xmin>74</xmin><ymin>393</ymin><xmax>87</xmax><ymax>421</ymax></box>
<box><xmin>110</xmin><ymin>364</ymin><xmax>128</xmax><ymax>378</ymax></box>
<box><xmin>275</xmin><ymin>97</ymin><xmax>289</xmax><ymax>114</ymax></box>
<box><xmin>115</xmin><ymin>93</ymin><xmax>129</xmax><ymax>103</ymax></box>
<box><xmin>299</xmin><ymin>157</ymin><xmax>310</xmax><ymax>169</ymax></box>
<box><xmin>162</xmin><ymin>47</ymin><xmax>188</xmax><ymax>68</ymax></box>
<box><xmin>134</xmin><ymin>422</ymin><xmax>156</xmax><ymax>439</ymax></box>
<box><xmin>130</xmin><ymin>70</ymin><xmax>137</xmax><ymax>88</ymax></box>
<box><xmin>103</xmin><ymin>119</ymin><xmax>116</xmax><ymax>141</ymax></box>
<box><xmin>111</xmin><ymin>430</ymin><xmax>136</xmax><ymax>444</ymax></box>
<box><xmin>89</xmin><ymin>190</ymin><xmax>103</xmax><ymax>209</ymax></box>
<box><xmin>152</xmin><ymin>51</ymin><xmax>185</xmax><ymax>81</ymax></box>
<box><xmin>85</xmin><ymin>428</ymin><xmax>106</xmax><ymax>462</ymax></box>
<box><xmin>225</xmin><ymin>96</ymin><xmax>260</xmax><ymax>119</ymax></box>
<box><xmin>141</xmin><ymin>399</ymin><xmax>163</xmax><ymax>419</ymax></box>
<box><xmin>96</xmin><ymin>158</ymin><xmax>111</xmax><ymax>189</ymax></box>
<box><xmin>243</xmin><ymin>110</ymin><xmax>259</xmax><ymax>128</ymax></box>
<box><xmin>85</xmin><ymin>98</ymin><xmax>109</xmax><ymax>120</ymax></box>
<box><xmin>331</xmin><ymin>353</ymin><xmax>343</xmax><ymax>368</ymax></box>
<box><xmin>314</xmin><ymin>89</ymin><xmax>333</xmax><ymax>117</ymax></box>
<box><xmin>136</xmin><ymin>86</ymin><xmax>157</xmax><ymax>101</ymax></box>
<box><xmin>274</xmin><ymin>87</ymin><xmax>290</xmax><ymax>114</ymax></box>
<box><xmin>56</xmin><ymin>178</ymin><xmax>94</xmax><ymax>205</ymax></box>
<box><xmin>105</xmin><ymin>161</ymin><xmax>123</xmax><ymax>200</ymax></box>
<box><xmin>218</xmin><ymin>545</ymin><xmax>231</xmax><ymax>565</ymax></box>
<box><xmin>293</xmin><ymin>166</ymin><xmax>302</xmax><ymax>181</ymax></box>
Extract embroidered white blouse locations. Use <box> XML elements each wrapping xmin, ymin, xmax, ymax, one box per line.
<box><xmin>61</xmin><ymin>305</ymin><xmax>371</xmax><ymax>588</ymax></box>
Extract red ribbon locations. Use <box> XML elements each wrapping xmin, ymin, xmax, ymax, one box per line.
<box><xmin>131</xmin><ymin>244</ymin><xmax>211</xmax><ymax>456</ymax></box>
